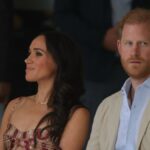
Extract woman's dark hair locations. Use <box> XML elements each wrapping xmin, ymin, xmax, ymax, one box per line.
<box><xmin>33</xmin><ymin>31</ymin><xmax>85</xmax><ymax>147</ymax></box>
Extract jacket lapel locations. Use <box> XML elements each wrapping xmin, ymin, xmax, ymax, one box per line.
<box><xmin>136</xmin><ymin>100</ymin><xmax>150</xmax><ymax>149</ymax></box>
<box><xmin>108</xmin><ymin>92</ymin><xmax>123</xmax><ymax>149</ymax></box>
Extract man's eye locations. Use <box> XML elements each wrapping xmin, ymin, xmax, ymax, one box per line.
<box><xmin>124</xmin><ymin>41</ymin><xmax>132</xmax><ymax>46</ymax></box>
<box><xmin>139</xmin><ymin>42</ymin><xmax>148</xmax><ymax>47</ymax></box>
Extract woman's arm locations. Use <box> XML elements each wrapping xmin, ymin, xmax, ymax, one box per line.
<box><xmin>59</xmin><ymin>107</ymin><xmax>90</xmax><ymax>150</ymax></box>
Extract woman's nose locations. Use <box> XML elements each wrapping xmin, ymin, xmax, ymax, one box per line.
<box><xmin>24</xmin><ymin>55</ymin><xmax>32</xmax><ymax>64</ymax></box>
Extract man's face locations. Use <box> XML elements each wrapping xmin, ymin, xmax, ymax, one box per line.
<box><xmin>117</xmin><ymin>23</ymin><xmax>150</xmax><ymax>80</ymax></box>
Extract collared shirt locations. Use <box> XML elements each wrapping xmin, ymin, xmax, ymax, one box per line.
<box><xmin>111</xmin><ymin>0</ymin><xmax>132</xmax><ymax>25</ymax></box>
<box><xmin>115</xmin><ymin>77</ymin><xmax>150</xmax><ymax>150</ymax></box>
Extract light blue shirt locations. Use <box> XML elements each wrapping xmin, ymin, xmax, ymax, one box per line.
<box><xmin>115</xmin><ymin>77</ymin><xmax>150</xmax><ymax>150</ymax></box>
<box><xmin>111</xmin><ymin>0</ymin><xmax>132</xmax><ymax>25</ymax></box>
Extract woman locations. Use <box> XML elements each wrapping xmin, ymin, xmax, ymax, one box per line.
<box><xmin>0</xmin><ymin>31</ymin><xmax>90</xmax><ymax>150</ymax></box>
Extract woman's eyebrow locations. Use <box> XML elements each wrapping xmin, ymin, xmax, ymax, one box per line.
<box><xmin>34</xmin><ymin>48</ymin><xmax>46</xmax><ymax>51</ymax></box>
<box><xmin>31</xmin><ymin>48</ymin><xmax>47</xmax><ymax>53</ymax></box>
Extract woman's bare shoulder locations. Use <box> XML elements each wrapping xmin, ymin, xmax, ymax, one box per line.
<box><xmin>6</xmin><ymin>95</ymin><xmax>33</xmax><ymax>112</ymax></box>
<box><xmin>1</xmin><ymin>96</ymin><xmax>33</xmax><ymax>125</ymax></box>
<box><xmin>70</xmin><ymin>106</ymin><xmax>90</xmax><ymax>120</ymax></box>
<box><xmin>6</xmin><ymin>97</ymin><xmax>24</xmax><ymax>111</ymax></box>
<box><xmin>64</xmin><ymin>106</ymin><xmax>90</xmax><ymax>132</ymax></box>
<box><xmin>73</xmin><ymin>107</ymin><xmax>89</xmax><ymax>116</ymax></box>
<box><xmin>9</xmin><ymin>95</ymin><xmax>34</xmax><ymax>105</ymax></box>
<box><xmin>60</xmin><ymin>107</ymin><xmax>90</xmax><ymax>149</ymax></box>
<box><xmin>0</xmin><ymin>97</ymin><xmax>24</xmax><ymax>133</ymax></box>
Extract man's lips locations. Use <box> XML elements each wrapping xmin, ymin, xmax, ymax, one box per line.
<box><xmin>128</xmin><ymin>58</ymin><xmax>143</xmax><ymax>64</ymax></box>
<box><xmin>129</xmin><ymin>60</ymin><xmax>141</xmax><ymax>63</ymax></box>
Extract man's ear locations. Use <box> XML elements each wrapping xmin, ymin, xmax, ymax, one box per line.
<box><xmin>117</xmin><ymin>40</ymin><xmax>121</xmax><ymax>56</ymax></box>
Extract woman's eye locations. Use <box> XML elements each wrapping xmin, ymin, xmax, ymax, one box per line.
<box><xmin>36</xmin><ymin>52</ymin><xmax>43</xmax><ymax>56</ymax></box>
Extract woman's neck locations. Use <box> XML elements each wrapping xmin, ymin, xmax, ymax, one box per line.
<box><xmin>35</xmin><ymin>79</ymin><xmax>54</xmax><ymax>105</ymax></box>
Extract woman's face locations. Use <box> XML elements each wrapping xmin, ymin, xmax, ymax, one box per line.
<box><xmin>25</xmin><ymin>35</ymin><xmax>57</xmax><ymax>82</ymax></box>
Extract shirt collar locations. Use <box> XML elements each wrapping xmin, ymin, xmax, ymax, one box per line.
<box><xmin>121</xmin><ymin>77</ymin><xmax>150</xmax><ymax>96</ymax></box>
<box><xmin>140</xmin><ymin>77</ymin><xmax>150</xmax><ymax>89</ymax></box>
<box><xmin>121</xmin><ymin>78</ymin><xmax>131</xmax><ymax>96</ymax></box>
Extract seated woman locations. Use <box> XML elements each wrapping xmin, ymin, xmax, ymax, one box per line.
<box><xmin>0</xmin><ymin>31</ymin><xmax>90</xmax><ymax>150</ymax></box>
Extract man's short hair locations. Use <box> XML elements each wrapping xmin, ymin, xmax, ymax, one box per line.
<box><xmin>117</xmin><ymin>8</ymin><xmax>150</xmax><ymax>39</ymax></box>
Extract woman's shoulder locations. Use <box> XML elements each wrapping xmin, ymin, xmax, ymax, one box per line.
<box><xmin>6</xmin><ymin>97</ymin><xmax>24</xmax><ymax>111</ymax></box>
<box><xmin>72</xmin><ymin>107</ymin><xmax>89</xmax><ymax>117</ymax></box>
<box><xmin>6</xmin><ymin>95</ymin><xmax>34</xmax><ymax>112</ymax></box>
<box><xmin>0</xmin><ymin>97</ymin><xmax>24</xmax><ymax>132</ymax></box>
<box><xmin>1</xmin><ymin>96</ymin><xmax>34</xmax><ymax>125</ymax></box>
<box><xmin>7</xmin><ymin>97</ymin><xmax>22</xmax><ymax>106</ymax></box>
<box><xmin>68</xmin><ymin>106</ymin><xmax>90</xmax><ymax>128</ymax></box>
<box><xmin>60</xmin><ymin>106</ymin><xmax>90</xmax><ymax>149</ymax></box>
<box><xmin>69</xmin><ymin>105</ymin><xmax>90</xmax><ymax>120</ymax></box>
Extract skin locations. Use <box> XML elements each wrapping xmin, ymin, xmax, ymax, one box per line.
<box><xmin>117</xmin><ymin>23</ymin><xmax>150</xmax><ymax>104</ymax></box>
<box><xmin>0</xmin><ymin>35</ymin><xmax>90</xmax><ymax>150</ymax></box>
<box><xmin>103</xmin><ymin>27</ymin><xmax>118</xmax><ymax>51</ymax></box>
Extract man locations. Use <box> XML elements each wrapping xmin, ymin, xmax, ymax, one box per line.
<box><xmin>54</xmin><ymin>0</ymin><xmax>150</xmax><ymax>119</ymax></box>
<box><xmin>86</xmin><ymin>8</ymin><xmax>150</xmax><ymax>150</ymax></box>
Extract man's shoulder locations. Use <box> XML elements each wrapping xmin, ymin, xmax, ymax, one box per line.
<box><xmin>93</xmin><ymin>91</ymin><xmax>122</xmax><ymax>128</ymax></box>
<box><xmin>97</xmin><ymin>91</ymin><xmax>122</xmax><ymax>112</ymax></box>
<box><xmin>103</xmin><ymin>91</ymin><xmax>122</xmax><ymax>103</ymax></box>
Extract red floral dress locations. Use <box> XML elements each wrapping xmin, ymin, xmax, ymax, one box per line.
<box><xmin>3</xmin><ymin>124</ymin><xmax>58</xmax><ymax>150</ymax></box>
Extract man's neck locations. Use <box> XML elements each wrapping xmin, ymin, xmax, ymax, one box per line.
<box><xmin>128</xmin><ymin>76</ymin><xmax>149</xmax><ymax>107</ymax></box>
<box><xmin>130</xmin><ymin>76</ymin><xmax>149</xmax><ymax>91</ymax></box>
<box><xmin>128</xmin><ymin>85</ymin><xmax>134</xmax><ymax>108</ymax></box>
